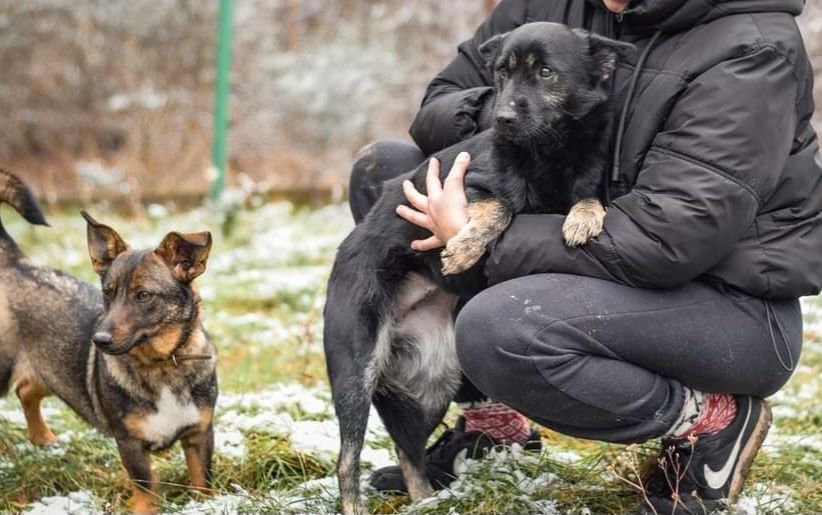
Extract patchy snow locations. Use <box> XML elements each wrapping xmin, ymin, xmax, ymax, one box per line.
<box><xmin>415</xmin><ymin>446</ymin><xmax>557</xmax><ymax>514</ymax></box>
<box><xmin>549</xmin><ymin>450</ymin><xmax>583</xmax><ymax>464</ymax></box>
<box><xmin>24</xmin><ymin>491</ymin><xmax>97</xmax><ymax>515</ymax></box>
<box><xmin>214</xmin><ymin>385</ymin><xmax>392</xmax><ymax>470</ymax></box>
<box><xmin>0</xmin><ymin>400</ymin><xmax>63</xmax><ymax>426</ymax></box>
<box><xmin>735</xmin><ymin>490</ymin><xmax>797</xmax><ymax>515</ymax></box>
<box><xmin>5</xmin><ymin>203</ymin><xmax>820</xmax><ymax>514</ymax></box>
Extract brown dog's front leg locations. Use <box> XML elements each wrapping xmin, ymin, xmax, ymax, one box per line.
<box><xmin>182</xmin><ymin>421</ymin><xmax>214</xmax><ymax>494</ymax></box>
<box><xmin>116</xmin><ymin>439</ymin><xmax>157</xmax><ymax>514</ymax></box>
<box><xmin>562</xmin><ymin>198</ymin><xmax>606</xmax><ymax>247</ymax></box>
<box><xmin>441</xmin><ymin>199</ymin><xmax>512</xmax><ymax>275</ymax></box>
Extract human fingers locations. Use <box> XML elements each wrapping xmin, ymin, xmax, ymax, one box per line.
<box><xmin>425</xmin><ymin>158</ymin><xmax>443</xmax><ymax>199</ymax></box>
<box><xmin>402</xmin><ymin>180</ymin><xmax>429</xmax><ymax>213</ymax></box>
<box><xmin>396</xmin><ymin>204</ymin><xmax>432</xmax><ymax>229</ymax></box>
<box><xmin>444</xmin><ymin>152</ymin><xmax>470</xmax><ymax>192</ymax></box>
<box><xmin>411</xmin><ymin>235</ymin><xmax>445</xmax><ymax>251</ymax></box>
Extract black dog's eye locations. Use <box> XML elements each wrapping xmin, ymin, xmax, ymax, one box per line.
<box><xmin>135</xmin><ymin>290</ymin><xmax>152</xmax><ymax>302</ymax></box>
<box><xmin>539</xmin><ymin>66</ymin><xmax>554</xmax><ymax>78</ymax></box>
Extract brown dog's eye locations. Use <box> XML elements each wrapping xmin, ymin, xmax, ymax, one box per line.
<box><xmin>539</xmin><ymin>66</ymin><xmax>554</xmax><ymax>78</ymax></box>
<box><xmin>136</xmin><ymin>291</ymin><xmax>152</xmax><ymax>302</ymax></box>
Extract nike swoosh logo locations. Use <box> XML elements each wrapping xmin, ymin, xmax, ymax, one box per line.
<box><xmin>704</xmin><ymin>399</ymin><xmax>752</xmax><ymax>490</ymax></box>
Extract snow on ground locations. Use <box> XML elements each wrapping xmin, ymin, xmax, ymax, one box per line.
<box><xmin>213</xmin><ymin>384</ymin><xmax>393</xmax><ymax>469</ymax></box>
<box><xmin>23</xmin><ymin>491</ymin><xmax>97</xmax><ymax>515</ymax></box>
<box><xmin>3</xmin><ymin>203</ymin><xmax>820</xmax><ymax>513</ymax></box>
<box><xmin>7</xmin><ymin>381</ymin><xmax>393</xmax><ymax>515</ymax></box>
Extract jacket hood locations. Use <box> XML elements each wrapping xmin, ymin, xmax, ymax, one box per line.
<box><xmin>593</xmin><ymin>0</ymin><xmax>804</xmax><ymax>33</ymax></box>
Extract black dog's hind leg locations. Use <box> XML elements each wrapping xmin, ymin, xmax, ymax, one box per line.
<box><xmin>373</xmin><ymin>391</ymin><xmax>450</xmax><ymax>500</ymax></box>
<box><xmin>441</xmin><ymin>199</ymin><xmax>513</xmax><ymax>275</ymax></box>
<box><xmin>328</xmin><ymin>325</ymin><xmax>375</xmax><ymax>515</ymax></box>
<box><xmin>334</xmin><ymin>381</ymin><xmax>371</xmax><ymax>515</ymax></box>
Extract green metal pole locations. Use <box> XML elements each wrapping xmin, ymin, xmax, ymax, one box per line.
<box><xmin>211</xmin><ymin>0</ymin><xmax>233</xmax><ymax>201</ymax></box>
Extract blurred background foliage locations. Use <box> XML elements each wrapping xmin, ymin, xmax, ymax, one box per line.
<box><xmin>0</xmin><ymin>0</ymin><xmax>819</xmax><ymax>205</ymax></box>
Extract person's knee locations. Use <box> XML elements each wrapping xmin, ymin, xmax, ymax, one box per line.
<box><xmin>456</xmin><ymin>276</ymin><xmax>587</xmax><ymax>398</ymax></box>
<box><xmin>455</xmin><ymin>287</ymin><xmax>537</xmax><ymax>398</ymax></box>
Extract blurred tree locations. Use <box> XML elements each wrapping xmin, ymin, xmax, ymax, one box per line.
<box><xmin>0</xmin><ymin>0</ymin><xmax>817</xmax><ymax>202</ymax></box>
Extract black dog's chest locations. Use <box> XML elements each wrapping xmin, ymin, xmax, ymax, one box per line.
<box><xmin>497</xmin><ymin>167</ymin><xmax>574</xmax><ymax>215</ymax></box>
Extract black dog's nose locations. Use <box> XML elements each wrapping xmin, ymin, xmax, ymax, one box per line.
<box><xmin>92</xmin><ymin>332</ymin><xmax>113</xmax><ymax>347</ymax></box>
<box><xmin>495</xmin><ymin>109</ymin><xmax>517</xmax><ymax>129</ymax></box>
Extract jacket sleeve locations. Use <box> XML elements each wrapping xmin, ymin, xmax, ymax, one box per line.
<box><xmin>409</xmin><ymin>0</ymin><xmax>529</xmax><ymax>155</ymax></box>
<box><xmin>485</xmin><ymin>46</ymin><xmax>798</xmax><ymax>288</ymax></box>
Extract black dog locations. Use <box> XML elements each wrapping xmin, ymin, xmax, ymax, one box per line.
<box><xmin>324</xmin><ymin>22</ymin><xmax>633</xmax><ymax>514</ymax></box>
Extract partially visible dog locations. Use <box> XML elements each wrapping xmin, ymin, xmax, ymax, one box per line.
<box><xmin>0</xmin><ymin>170</ymin><xmax>217</xmax><ymax>514</ymax></box>
<box><xmin>324</xmin><ymin>22</ymin><xmax>633</xmax><ymax>514</ymax></box>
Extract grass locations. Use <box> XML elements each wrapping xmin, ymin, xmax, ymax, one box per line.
<box><xmin>0</xmin><ymin>199</ymin><xmax>820</xmax><ymax>514</ymax></box>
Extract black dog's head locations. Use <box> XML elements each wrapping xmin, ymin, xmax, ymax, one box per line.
<box><xmin>479</xmin><ymin>22</ymin><xmax>633</xmax><ymax>143</ymax></box>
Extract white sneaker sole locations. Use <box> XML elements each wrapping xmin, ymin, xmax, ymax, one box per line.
<box><xmin>728</xmin><ymin>400</ymin><xmax>772</xmax><ymax>502</ymax></box>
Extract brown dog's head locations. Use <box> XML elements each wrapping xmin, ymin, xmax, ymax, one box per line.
<box><xmin>82</xmin><ymin>210</ymin><xmax>212</xmax><ymax>360</ymax></box>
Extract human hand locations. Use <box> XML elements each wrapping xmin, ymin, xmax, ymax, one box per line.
<box><xmin>395</xmin><ymin>152</ymin><xmax>471</xmax><ymax>251</ymax></box>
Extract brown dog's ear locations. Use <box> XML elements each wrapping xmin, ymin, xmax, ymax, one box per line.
<box><xmin>82</xmin><ymin>210</ymin><xmax>128</xmax><ymax>277</ymax></box>
<box><xmin>478</xmin><ymin>32</ymin><xmax>508</xmax><ymax>68</ymax></box>
<box><xmin>155</xmin><ymin>231</ymin><xmax>212</xmax><ymax>283</ymax></box>
<box><xmin>573</xmin><ymin>29</ymin><xmax>635</xmax><ymax>83</ymax></box>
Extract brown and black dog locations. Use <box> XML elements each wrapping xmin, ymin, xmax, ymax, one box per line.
<box><xmin>0</xmin><ymin>170</ymin><xmax>218</xmax><ymax>514</ymax></box>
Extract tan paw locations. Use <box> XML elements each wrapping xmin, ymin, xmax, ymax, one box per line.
<box><xmin>441</xmin><ymin>243</ymin><xmax>484</xmax><ymax>275</ymax></box>
<box><xmin>30</xmin><ymin>429</ymin><xmax>59</xmax><ymax>447</ymax></box>
<box><xmin>129</xmin><ymin>492</ymin><xmax>159</xmax><ymax>515</ymax></box>
<box><xmin>563</xmin><ymin>199</ymin><xmax>606</xmax><ymax>247</ymax></box>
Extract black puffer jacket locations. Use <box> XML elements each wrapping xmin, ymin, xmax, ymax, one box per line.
<box><xmin>410</xmin><ymin>0</ymin><xmax>822</xmax><ymax>299</ymax></box>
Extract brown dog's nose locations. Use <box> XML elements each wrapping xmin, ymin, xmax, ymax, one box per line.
<box><xmin>92</xmin><ymin>332</ymin><xmax>113</xmax><ymax>348</ymax></box>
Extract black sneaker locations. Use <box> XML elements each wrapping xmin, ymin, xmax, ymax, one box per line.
<box><xmin>368</xmin><ymin>416</ymin><xmax>542</xmax><ymax>493</ymax></box>
<box><xmin>638</xmin><ymin>396</ymin><xmax>772</xmax><ymax>515</ymax></box>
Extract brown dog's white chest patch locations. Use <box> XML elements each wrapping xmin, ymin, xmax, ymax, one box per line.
<box><xmin>125</xmin><ymin>387</ymin><xmax>199</xmax><ymax>448</ymax></box>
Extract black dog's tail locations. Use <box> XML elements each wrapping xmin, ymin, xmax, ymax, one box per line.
<box><xmin>0</xmin><ymin>169</ymin><xmax>49</xmax><ymax>244</ymax></box>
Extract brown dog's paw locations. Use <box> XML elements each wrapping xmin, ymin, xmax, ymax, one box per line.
<box><xmin>563</xmin><ymin>199</ymin><xmax>606</xmax><ymax>247</ymax></box>
<box><xmin>129</xmin><ymin>492</ymin><xmax>159</xmax><ymax>515</ymax></box>
<box><xmin>441</xmin><ymin>238</ymin><xmax>484</xmax><ymax>275</ymax></box>
<box><xmin>29</xmin><ymin>429</ymin><xmax>59</xmax><ymax>447</ymax></box>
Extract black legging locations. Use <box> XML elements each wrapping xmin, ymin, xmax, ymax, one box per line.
<box><xmin>348</xmin><ymin>139</ymin><xmax>802</xmax><ymax>442</ymax></box>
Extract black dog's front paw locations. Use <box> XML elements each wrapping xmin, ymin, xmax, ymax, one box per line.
<box><xmin>441</xmin><ymin>237</ymin><xmax>485</xmax><ymax>275</ymax></box>
<box><xmin>563</xmin><ymin>198</ymin><xmax>606</xmax><ymax>247</ymax></box>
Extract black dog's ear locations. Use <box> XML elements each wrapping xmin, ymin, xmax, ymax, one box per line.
<box><xmin>573</xmin><ymin>29</ymin><xmax>635</xmax><ymax>83</ymax></box>
<box><xmin>478</xmin><ymin>32</ymin><xmax>508</xmax><ymax>67</ymax></box>
<box><xmin>82</xmin><ymin>210</ymin><xmax>128</xmax><ymax>277</ymax></box>
<box><xmin>155</xmin><ymin>231</ymin><xmax>212</xmax><ymax>283</ymax></box>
